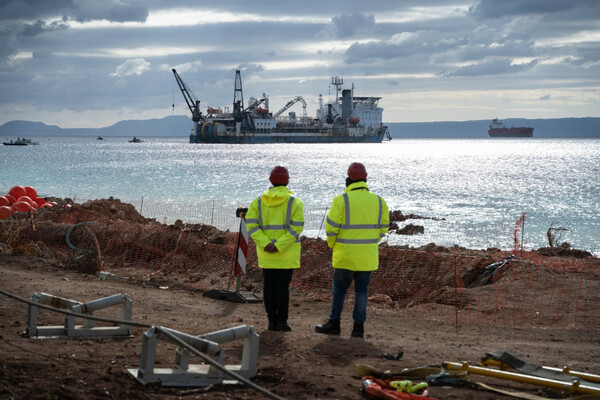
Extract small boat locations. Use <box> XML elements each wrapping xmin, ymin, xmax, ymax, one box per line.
<box><xmin>97</xmin><ymin>136</ymin><xmax>104</xmax><ymax>140</ymax></box>
<box><xmin>3</xmin><ymin>138</ymin><xmax>28</xmax><ymax>146</ymax></box>
<box><xmin>129</xmin><ymin>137</ymin><xmax>143</xmax><ymax>143</ymax></box>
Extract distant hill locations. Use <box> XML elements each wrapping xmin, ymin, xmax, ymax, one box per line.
<box><xmin>0</xmin><ymin>115</ymin><xmax>192</xmax><ymax>137</ymax></box>
<box><xmin>0</xmin><ymin>121</ymin><xmax>66</xmax><ymax>136</ymax></box>
<box><xmin>387</xmin><ymin>118</ymin><xmax>600</xmax><ymax>138</ymax></box>
<box><xmin>1</xmin><ymin>115</ymin><xmax>599</xmax><ymax>138</ymax></box>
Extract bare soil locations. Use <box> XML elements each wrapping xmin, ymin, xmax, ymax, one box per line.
<box><xmin>1</xmin><ymin>253</ymin><xmax>599</xmax><ymax>400</ymax></box>
<box><xmin>1</xmin><ymin>199</ymin><xmax>599</xmax><ymax>399</ymax></box>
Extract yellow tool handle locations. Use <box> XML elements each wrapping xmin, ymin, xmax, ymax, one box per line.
<box><xmin>481</xmin><ymin>358</ymin><xmax>600</xmax><ymax>383</ymax></box>
<box><xmin>443</xmin><ymin>361</ymin><xmax>600</xmax><ymax>395</ymax></box>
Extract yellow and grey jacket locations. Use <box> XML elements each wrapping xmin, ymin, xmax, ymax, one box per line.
<box><xmin>246</xmin><ymin>186</ymin><xmax>304</xmax><ymax>269</ymax></box>
<box><xmin>325</xmin><ymin>181</ymin><xmax>389</xmax><ymax>271</ymax></box>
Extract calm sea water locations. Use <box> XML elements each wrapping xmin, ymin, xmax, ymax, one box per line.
<box><xmin>2</xmin><ymin>136</ymin><xmax>599</xmax><ymax>256</ymax></box>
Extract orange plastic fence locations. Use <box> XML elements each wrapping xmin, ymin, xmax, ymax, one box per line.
<box><xmin>1</xmin><ymin>200</ymin><xmax>598</xmax><ymax>331</ymax></box>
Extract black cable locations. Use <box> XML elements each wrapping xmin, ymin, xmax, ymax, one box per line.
<box><xmin>0</xmin><ymin>287</ymin><xmax>285</xmax><ymax>400</ymax></box>
<box><xmin>0</xmin><ymin>287</ymin><xmax>151</xmax><ymax>328</ymax></box>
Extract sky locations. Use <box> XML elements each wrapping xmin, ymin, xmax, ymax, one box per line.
<box><xmin>1</xmin><ymin>0</ymin><xmax>599</xmax><ymax>128</ymax></box>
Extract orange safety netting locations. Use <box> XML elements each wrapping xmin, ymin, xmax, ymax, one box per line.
<box><xmin>1</xmin><ymin>198</ymin><xmax>598</xmax><ymax>331</ymax></box>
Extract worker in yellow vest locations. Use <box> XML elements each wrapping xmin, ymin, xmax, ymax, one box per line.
<box><xmin>315</xmin><ymin>162</ymin><xmax>389</xmax><ymax>338</ymax></box>
<box><xmin>246</xmin><ymin>166</ymin><xmax>304</xmax><ymax>331</ymax></box>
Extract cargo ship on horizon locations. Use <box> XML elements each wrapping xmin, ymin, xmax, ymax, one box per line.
<box><xmin>172</xmin><ymin>69</ymin><xmax>391</xmax><ymax>143</ymax></box>
<box><xmin>488</xmin><ymin>118</ymin><xmax>534</xmax><ymax>137</ymax></box>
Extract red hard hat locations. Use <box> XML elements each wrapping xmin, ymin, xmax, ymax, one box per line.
<box><xmin>347</xmin><ymin>162</ymin><xmax>367</xmax><ymax>180</ymax></box>
<box><xmin>269</xmin><ymin>166</ymin><xmax>289</xmax><ymax>185</ymax></box>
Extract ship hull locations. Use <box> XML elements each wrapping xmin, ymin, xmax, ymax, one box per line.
<box><xmin>488</xmin><ymin>127</ymin><xmax>533</xmax><ymax>137</ymax></box>
<box><xmin>190</xmin><ymin>132</ymin><xmax>386</xmax><ymax>144</ymax></box>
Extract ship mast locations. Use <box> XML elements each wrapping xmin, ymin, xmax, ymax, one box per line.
<box><xmin>331</xmin><ymin>75</ymin><xmax>343</xmax><ymax>103</ymax></box>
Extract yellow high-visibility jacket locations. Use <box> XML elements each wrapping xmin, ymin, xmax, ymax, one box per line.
<box><xmin>246</xmin><ymin>186</ymin><xmax>304</xmax><ymax>269</ymax></box>
<box><xmin>325</xmin><ymin>181</ymin><xmax>389</xmax><ymax>271</ymax></box>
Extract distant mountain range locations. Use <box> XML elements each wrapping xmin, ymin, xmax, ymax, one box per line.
<box><xmin>1</xmin><ymin>115</ymin><xmax>599</xmax><ymax>138</ymax></box>
<box><xmin>389</xmin><ymin>118</ymin><xmax>600</xmax><ymax>138</ymax></box>
<box><xmin>0</xmin><ymin>115</ymin><xmax>192</xmax><ymax>138</ymax></box>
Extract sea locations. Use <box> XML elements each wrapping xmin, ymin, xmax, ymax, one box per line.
<box><xmin>2</xmin><ymin>136</ymin><xmax>599</xmax><ymax>256</ymax></box>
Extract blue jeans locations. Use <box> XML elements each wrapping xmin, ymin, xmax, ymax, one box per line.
<box><xmin>329</xmin><ymin>269</ymin><xmax>371</xmax><ymax>323</ymax></box>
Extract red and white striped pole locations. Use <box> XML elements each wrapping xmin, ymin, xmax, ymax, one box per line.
<box><xmin>234</xmin><ymin>214</ymin><xmax>248</xmax><ymax>276</ymax></box>
<box><xmin>205</xmin><ymin>207</ymin><xmax>260</xmax><ymax>303</ymax></box>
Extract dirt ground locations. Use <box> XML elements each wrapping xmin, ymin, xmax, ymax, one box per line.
<box><xmin>1</xmin><ymin>252</ymin><xmax>599</xmax><ymax>400</ymax></box>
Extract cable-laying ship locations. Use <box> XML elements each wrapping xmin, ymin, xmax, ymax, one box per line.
<box><xmin>172</xmin><ymin>69</ymin><xmax>391</xmax><ymax>143</ymax></box>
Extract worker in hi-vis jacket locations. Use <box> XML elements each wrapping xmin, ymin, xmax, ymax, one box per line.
<box><xmin>315</xmin><ymin>162</ymin><xmax>389</xmax><ymax>338</ymax></box>
<box><xmin>246</xmin><ymin>166</ymin><xmax>304</xmax><ymax>331</ymax></box>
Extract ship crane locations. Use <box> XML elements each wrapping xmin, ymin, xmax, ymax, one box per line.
<box><xmin>171</xmin><ymin>69</ymin><xmax>203</xmax><ymax>123</ymax></box>
<box><xmin>232</xmin><ymin>70</ymin><xmax>256</xmax><ymax>131</ymax></box>
<box><xmin>233</xmin><ymin>70</ymin><xmax>244</xmax><ymax>122</ymax></box>
<box><xmin>245</xmin><ymin>97</ymin><xmax>267</xmax><ymax>113</ymax></box>
<box><xmin>273</xmin><ymin>96</ymin><xmax>307</xmax><ymax>118</ymax></box>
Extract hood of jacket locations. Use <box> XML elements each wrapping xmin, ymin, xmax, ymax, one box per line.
<box><xmin>344</xmin><ymin>181</ymin><xmax>369</xmax><ymax>193</ymax></box>
<box><xmin>261</xmin><ymin>186</ymin><xmax>293</xmax><ymax>207</ymax></box>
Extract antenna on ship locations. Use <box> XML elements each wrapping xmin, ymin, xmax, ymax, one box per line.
<box><xmin>331</xmin><ymin>75</ymin><xmax>344</xmax><ymax>103</ymax></box>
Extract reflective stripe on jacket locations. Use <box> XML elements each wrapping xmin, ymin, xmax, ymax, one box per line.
<box><xmin>246</xmin><ymin>186</ymin><xmax>304</xmax><ymax>269</ymax></box>
<box><xmin>325</xmin><ymin>181</ymin><xmax>389</xmax><ymax>271</ymax></box>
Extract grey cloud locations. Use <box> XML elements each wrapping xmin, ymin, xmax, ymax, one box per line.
<box><xmin>539</xmin><ymin>95</ymin><xmax>551</xmax><ymax>100</ymax></box>
<box><xmin>150</xmin><ymin>0</ymin><xmax>440</xmax><ymax>19</ymax></box>
<box><xmin>20</xmin><ymin>20</ymin><xmax>68</xmax><ymax>37</ymax></box>
<box><xmin>469</xmin><ymin>0</ymin><xmax>573</xmax><ymax>19</ymax></box>
<box><xmin>454</xmin><ymin>40</ymin><xmax>538</xmax><ymax>62</ymax></box>
<box><xmin>0</xmin><ymin>0</ymin><xmax>72</xmax><ymax>21</ymax></box>
<box><xmin>344</xmin><ymin>41</ymin><xmax>394</xmax><ymax>63</ymax></box>
<box><xmin>574</xmin><ymin>43</ymin><xmax>600</xmax><ymax>65</ymax></box>
<box><xmin>468</xmin><ymin>0</ymin><xmax>600</xmax><ymax>20</ymax></box>
<box><xmin>440</xmin><ymin>58</ymin><xmax>537</xmax><ymax>77</ymax></box>
<box><xmin>71</xmin><ymin>0</ymin><xmax>149</xmax><ymax>23</ymax></box>
<box><xmin>0</xmin><ymin>24</ymin><xmax>19</xmax><ymax>60</ymax></box>
<box><xmin>1</xmin><ymin>1</ymin><xmax>599</xmax><ymax>126</ymax></box>
<box><xmin>32</xmin><ymin>49</ymin><xmax>54</xmax><ymax>59</ymax></box>
<box><xmin>0</xmin><ymin>0</ymin><xmax>149</xmax><ymax>70</ymax></box>
<box><xmin>323</xmin><ymin>13</ymin><xmax>376</xmax><ymax>39</ymax></box>
<box><xmin>344</xmin><ymin>31</ymin><xmax>460</xmax><ymax>64</ymax></box>
<box><xmin>0</xmin><ymin>0</ymin><xmax>149</xmax><ymax>23</ymax></box>
<box><xmin>233</xmin><ymin>63</ymin><xmax>265</xmax><ymax>77</ymax></box>
<box><xmin>111</xmin><ymin>59</ymin><xmax>151</xmax><ymax>78</ymax></box>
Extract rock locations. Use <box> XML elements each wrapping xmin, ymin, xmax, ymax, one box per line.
<box><xmin>396</xmin><ymin>223</ymin><xmax>424</xmax><ymax>235</ymax></box>
<box><xmin>0</xmin><ymin>242</ymin><xmax>13</xmax><ymax>255</ymax></box>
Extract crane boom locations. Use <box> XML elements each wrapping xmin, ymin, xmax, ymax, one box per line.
<box><xmin>245</xmin><ymin>97</ymin><xmax>266</xmax><ymax>112</ymax></box>
<box><xmin>172</xmin><ymin>69</ymin><xmax>202</xmax><ymax>122</ymax></box>
<box><xmin>273</xmin><ymin>96</ymin><xmax>307</xmax><ymax>118</ymax></box>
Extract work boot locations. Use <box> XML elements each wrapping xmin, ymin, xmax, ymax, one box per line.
<box><xmin>351</xmin><ymin>322</ymin><xmax>364</xmax><ymax>338</ymax></box>
<box><xmin>268</xmin><ymin>318</ymin><xmax>277</xmax><ymax>331</ymax></box>
<box><xmin>314</xmin><ymin>319</ymin><xmax>340</xmax><ymax>335</ymax></box>
<box><xmin>276</xmin><ymin>322</ymin><xmax>292</xmax><ymax>332</ymax></box>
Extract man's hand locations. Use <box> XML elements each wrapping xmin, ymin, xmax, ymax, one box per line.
<box><xmin>264</xmin><ymin>243</ymin><xmax>278</xmax><ymax>253</ymax></box>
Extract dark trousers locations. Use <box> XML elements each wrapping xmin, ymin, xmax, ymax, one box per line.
<box><xmin>262</xmin><ymin>269</ymin><xmax>294</xmax><ymax>323</ymax></box>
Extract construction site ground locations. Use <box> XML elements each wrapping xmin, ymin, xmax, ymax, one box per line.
<box><xmin>1</xmin><ymin>253</ymin><xmax>599</xmax><ymax>400</ymax></box>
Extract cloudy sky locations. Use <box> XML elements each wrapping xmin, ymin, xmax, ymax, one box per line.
<box><xmin>1</xmin><ymin>0</ymin><xmax>599</xmax><ymax>128</ymax></box>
